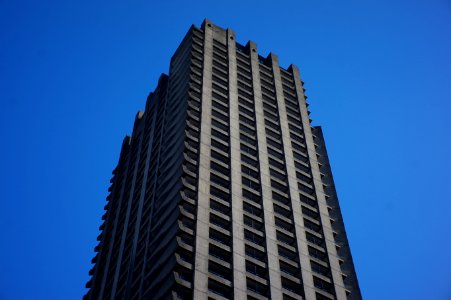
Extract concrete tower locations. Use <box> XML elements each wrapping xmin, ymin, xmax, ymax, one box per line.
<box><xmin>85</xmin><ymin>19</ymin><xmax>361</xmax><ymax>300</ymax></box>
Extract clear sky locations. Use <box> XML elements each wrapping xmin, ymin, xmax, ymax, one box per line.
<box><xmin>1</xmin><ymin>0</ymin><xmax>450</xmax><ymax>299</ymax></box>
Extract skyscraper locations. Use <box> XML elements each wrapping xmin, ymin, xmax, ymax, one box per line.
<box><xmin>85</xmin><ymin>19</ymin><xmax>361</xmax><ymax>300</ymax></box>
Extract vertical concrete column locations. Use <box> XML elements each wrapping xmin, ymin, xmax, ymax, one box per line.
<box><xmin>290</xmin><ymin>65</ymin><xmax>347</xmax><ymax>299</ymax></box>
<box><xmin>313</xmin><ymin>126</ymin><xmax>361</xmax><ymax>299</ymax></box>
<box><xmin>125</xmin><ymin>110</ymin><xmax>158</xmax><ymax>297</ymax></box>
<box><xmin>193</xmin><ymin>20</ymin><xmax>214</xmax><ymax>299</ymax></box>
<box><xmin>111</xmin><ymin>120</ymin><xmax>144</xmax><ymax>298</ymax></box>
<box><xmin>269</xmin><ymin>55</ymin><xmax>316</xmax><ymax>299</ymax></box>
<box><xmin>227</xmin><ymin>30</ymin><xmax>247</xmax><ymax>299</ymax></box>
<box><xmin>96</xmin><ymin>137</ymin><xmax>132</xmax><ymax>300</ymax></box>
<box><xmin>249</xmin><ymin>43</ymin><xmax>283</xmax><ymax>299</ymax></box>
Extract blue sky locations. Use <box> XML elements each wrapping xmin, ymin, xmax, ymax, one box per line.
<box><xmin>1</xmin><ymin>0</ymin><xmax>450</xmax><ymax>299</ymax></box>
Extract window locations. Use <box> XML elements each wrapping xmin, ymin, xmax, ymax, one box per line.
<box><xmin>268</xmin><ymin>157</ymin><xmax>285</xmax><ymax>171</ymax></box>
<box><xmin>302</xmin><ymin>206</ymin><xmax>319</xmax><ymax>219</ymax></box>
<box><xmin>244</xmin><ymin>215</ymin><xmax>263</xmax><ymax>231</ymax></box>
<box><xmin>210</xmin><ymin>161</ymin><xmax>229</xmax><ymax>176</ymax></box>
<box><xmin>242</xmin><ymin>165</ymin><xmax>259</xmax><ymax>179</ymax></box>
<box><xmin>239</xmin><ymin>113</ymin><xmax>255</xmax><ymax>126</ymax></box>
<box><xmin>212</xmin><ymin>109</ymin><xmax>228</xmax><ymax>123</ymax></box>
<box><xmin>210</xmin><ymin>185</ymin><xmax>230</xmax><ymax>202</ymax></box>
<box><xmin>238</xmin><ymin>103</ymin><xmax>254</xmax><ymax>119</ymax></box>
<box><xmin>241</xmin><ymin>143</ymin><xmax>258</xmax><ymax>157</ymax></box>
<box><xmin>293</xmin><ymin>150</ymin><xmax>309</xmax><ymax>163</ymax></box>
<box><xmin>273</xmin><ymin>203</ymin><xmax>291</xmax><ymax>218</ymax></box>
<box><xmin>211</xmin><ymin>173</ymin><xmax>230</xmax><ymax>190</ymax></box>
<box><xmin>246</xmin><ymin>261</ymin><xmax>267</xmax><ymax>278</ymax></box>
<box><xmin>242</xmin><ymin>177</ymin><xmax>260</xmax><ymax>191</ymax></box>
<box><xmin>209</xmin><ymin>228</ymin><xmax>230</xmax><ymax>245</ymax></box>
<box><xmin>212</xmin><ymin>74</ymin><xmax>228</xmax><ymax>87</ymax></box>
<box><xmin>308</xmin><ymin>246</ymin><xmax>327</xmax><ymax>261</ymax></box>
<box><xmin>237</xmin><ymin>73</ymin><xmax>252</xmax><ymax>85</ymax></box>
<box><xmin>311</xmin><ymin>261</ymin><xmax>330</xmax><ymax>277</ymax></box>
<box><xmin>266</xmin><ymin>137</ymin><xmax>282</xmax><ymax>150</ymax></box>
<box><xmin>304</xmin><ymin>218</ymin><xmax>321</xmax><ymax>233</ymax></box>
<box><xmin>281</xmin><ymin>277</ymin><xmax>302</xmax><ymax>294</ymax></box>
<box><xmin>265</xmin><ymin>127</ymin><xmax>281</xmax><ymax>140</ymax></box>
<box><xmin>245</xmin><ymin>244</ymin><xmax>265</xmax><ymax>261</ymax></box>
<box><xmin>243</xmin><ymin>189</ymin><xmax>261</xmax><ymax>203</ymax></box>
<box><xmin>313</xmin><ymin>276</ymin><xmax>334</xmax><ymax>294</ymax></box>
<box><xmin>243</xmin><ymin>202</ymin><xmax>262</xmax><ymax>216</ymax></box>
<box><xmin>240</xmin><ymin>133</ymin><xmax>257</xmax><ymax>147</ymax></box>
<box><xmin>212</xmin><ymin>119</ymin><xmax>229</xmax><ymax>133</ymax></box>
<box><xmin>306</xmin><ymin>232</ymin><xmax>323</xmax><ymax>247</ymax></box>
<box><xmin>270</xmin><ymin>167</ymin><xmax>286</xmax><ymax>182</ymax></box>
<box><xmin>268</xmin><ymin>147</ymin><xmax>285</xmax><ymax>161</ymax></box>
<box><xmin>212</xmin><ymin>98</ymin><xmax>228</xmax><ymax>113</ymax></box>
<box><xmin>276</xmin><ymin>230</ymin><xmax>296</xmax><ymax>247</ymax></box>
<box><xmin>244</xmin><ymin>229</ymin><xmax>264</xmax><ymax>245</ymax></box>
<box><xmin>209</xmin><ymin>244</ymin><xmax>230</xmax><ymax>261</ymax></box>
<box><xmin>272</xmin><ymin>191</ymin><xmax>290</xmax><ymax>205</ymax></box>
<box><xmin>210</xmin><ymin>198</ymin><xmax>230</xmax><ymax>215</ymax></box>
<box><xmin>209</xmin><ymin>260</ymin><xmax>231</xmax><ymax>280</ymax></box>
<box><xmin>210</xmin><ymin>214</ymin><xmax>229</xmax><ymax>230</ymax></box>
<box><xmin>275</xmin><ymin>217</ymin><xmax>292</xmax><ymax>232</ymax></box>
<box><xmin>296</xmin><ymin>171</ymin><xmax>311</xmax><ymax>184</ymax></box>
<box><xmin>315</xmin><ymin>292</ymin><xmax>334</xmax><ymax>300</ymax></box>
<box><xmin>211</xmin><ymin>141</ymin><xmax>229</xmax><ymax>156</ymax></box>
<box><xmin>278</xmin><ymin>245</ymin><xmax>297</xmax><ymax>261</ymax></box>
<box><xmin>208</xmin><ymin>278</ymin><xmax>231</xmax><ymax>298</ymax></box>
<box><xmin>212</xmin><ymin>128</ymin><xmax>228</xmax><ymax>141</ymax></box>
<box><xmin>247</xmin><ymin>278</ymin><xmax>268</xmax><ymax>296</ymax></box>
<box><xmin>241</xmin><ymin>153</ymin><xmax>259</xmax><ymax>168</ymax></box>
<box><xmin>279</xmin><ymin>260</ymin><xmax>298</xmax><ymax>277</ymax></box>
<box><xmin>294</xmin><ymin>160</ymin><xmax>310</xmax><ymax>173</ymax></box>
<box><xmin>271</xmin><ymin>179</ymin><xmax>288</xmax><ymax>194</ymax></box>
<box><xmin>239</xmin><ymin>123</ymin><xmax>255</xmax><ymax>136</ymax></box>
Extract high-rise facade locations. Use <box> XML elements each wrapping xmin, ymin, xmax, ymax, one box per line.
<box><xmin>85</xmin><ymin>20</ymin><xmax>361</xmax><ymax>300</ymax></box>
